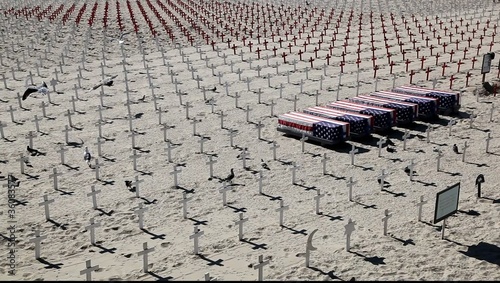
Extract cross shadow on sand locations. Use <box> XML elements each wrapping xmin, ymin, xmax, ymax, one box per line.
<box><xmin>459</xmin><ymin>242</ymin><xmax>500</xmax><ymax>266</ymax></box>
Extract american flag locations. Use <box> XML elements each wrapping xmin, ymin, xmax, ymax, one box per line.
<box><xmin>350</xmin><ymin>95</ymin><xmax>418</xmax><ymax>125</ymax></box>
<box><xmin>278</xmin><ymin>112</ymin><xmax>350</xmax><ymax>142</ymax></box>
<box><xmin>392</xmin><ymin>85</ymin><xmax>460</xmax><ymax>114</ymax></box>
<box><xmin>369</xmin><ymin>91</ymin><xmax>438</xmax><ymax>119</ymax></box>
<box><xmin>303</xmin><ymin>106</ymin><xmax>373</xmax><ymax>137</ymax></box>
<box><xmin>326</xmin><ymin>101</ymin><xmax>395</xmax><ymax>131</ymax></box>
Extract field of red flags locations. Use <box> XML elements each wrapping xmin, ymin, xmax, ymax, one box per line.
<box><xmin>2</xmin><ymin>0</ymin><xmax>498</xmax><ymax>88</ymax></box>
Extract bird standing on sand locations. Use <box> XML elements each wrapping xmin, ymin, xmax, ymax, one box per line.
<box><xmin>221</xmin><ymin>168</ymin><xmax>235</xmax><ymax>183</ymax></box>
<box><xmin>261</xmin><ymin>159</ymin><xmax>270</xmax><ymax>170</ymax></box>
<box><xmin>23</xmin><ymin>81</ymin><xmax>50</xmax><ymax>100</ymax></box>
<box><xmin>83</xmin><ymin>147</ymin><xmax>92</xmax><ymax>167</ymax></box>
<box><xmin>452</xmin><ymin>144</ymin><xmax>459</xmax><ymax>154</ymax></box>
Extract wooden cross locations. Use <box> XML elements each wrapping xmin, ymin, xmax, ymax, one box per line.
<box><xmin>80</xmin><ymin>260</ymin><xmax>99</xmax><ymax>281</ymax></box>
<box><xmin>87</xmin><ymin>185</ymin><xmax>101</xmax><ymax>210</ymax></box>
<box><xmin>189</xmin><ymin>226</ymin><xmax>204</xmax><ymax>255</ymax></box>
<box><xmin>253</xmin><ymin>255</ymin><xmax>270</xmax><ymax>281</ymax></box>
<box><xmin>170</xmin><ymin>165</ymin><xmax>182</xmax><ymax>187</ymax></box>
<box><xmin>382</xmin><ymin>209</ymin><xmax>392</xmax><ymax>236</ymax></box>
<box><xmin>314</xmin><ymin>189</ymin><xmax>325</xmax><ymax>215</ymax></box>
<box><xmin>179</xmin><ymin>192</ymin><xmax>192</xmax><ymax>219</ymax></box>
<box><xmin>29</xmin><ymin>229</ymin><xmax>47</xmax><ymax>259</ymax></box>
<box><xmin>49</xmin><ymin>167</ymin><xmax>63</xmax><ymax>190</ymax></box>
<box><xmin>137</xmin><ymin>242</ymin><xmax>155</xmax><ymax>273</ymax></box>
<box><xmin>234</xmin><ymin>212</ymin><xmax>249</xmax><ymax>241</ymax></box>
<box><xmin>134</xmin><ymin>203</ymin><xmax>148</xmax><ymax>229</ymax></box>
<box><xmin>85</xmin><ymin>218</ymin><xmax>101</xmax><ymax>245</ymax></box>
<box><xmin>416</xmin><ymin>195</ymin><xmax>427</xmax><ymax>222</ymax></box>
<box><xmin>39</xmin><ymin>194</ymin><xmax>55</xmax><ymax>221</ymax></box>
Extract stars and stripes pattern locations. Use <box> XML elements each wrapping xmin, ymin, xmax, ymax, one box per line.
<box><xmin>303</xmin><ymin>106</ymin><xmax>373</xmax><ymax>137</ymax></box>
<box><xmin>350</xmin><ymin>95</ymin><xmax>417</xmax><ymax>125</ymax></box>
<box><xmin>278</xmin><ymin>112</ymin><xmax>349</xmax><ymax>143</ymax></box>
<box><xmin>369</xmin><ymin>91</ymin><xmax>438</xmax><ymax>119</ymax></box>
<box><xmin>326</xmin><ymin>101</ymin><xmax>395</xmax><ymax>131</ymax></box>
<box><xmin>392</xmin><ymin>85</ymin><xmax>460</xmax><ymax>114</ymax></box>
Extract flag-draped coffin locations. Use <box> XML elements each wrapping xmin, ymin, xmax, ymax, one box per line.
<box><xmin>303</xmin><ymin>106</ymin><xmax>373</xmax><ymax>137</ymax></box>
<box><xmin>278</xmin><ymin>112</ymin><xmax>350</xmax><ymax>143</ymax></box>
<box><xmin>326</xmin><ymin>101</ymin><xmax>395</xmax><ymax>132</ymax></box>
<box><xmin>368</xmin><ymin>91</ymin><xmax>438</xmax><ymax>119</ymax></box>
<box><xmin>392</xmin><ymin>85</ymin><xmax>460</xmax><ymax>115</ymax></box>
<box><xmin>350</xmin><ymin>95</ymin><xmax>418</xmax><ymax>125</ymax></box>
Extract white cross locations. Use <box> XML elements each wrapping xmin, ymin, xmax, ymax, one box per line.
<box><xmin>349</xmin><ymin>145</ymin><xmax>358</xmax><ymax>165</ymax></box>
<box><xmin>206</xmin><ymin>155</ymin><xmax>217</xmax><ymax>178</ymax></box>
<box><xmin>39</xmin><ymin>101</ymin><xmax>48</xmax><ymax>118</ymax></box>
<box><xmin>49</xmin><ymin>167</ymin><xmax>63</xmax><ymax>190</ymax></box>
<box><xmin>314</xmin><ymin>189</ymin><xmax>325</xmax><ymax>215</ymax></box>
<box><xmin>300</xmin><ymin>133</ymin><xmax>309</xmax><ymax>153</ymax></box>
<box><xmin>63</xmin><ymin>125</ymin><xmax>72</xmax><ymax>144</ymax></box>
<box><xmin>87</xmin><ymin>185</ymin><xmax>101</xmax><ymax>210</ymax></box>
<box><xmin>382</xmin><ymin>209</ymin><xmax>392</xmax><ymax>236</ymax></box>
<box><xmin>240</xmin><ymin>148</ymin><xmax>249</xmax><ymax>169</ymax></box>
<box><xmin>85</xmin><ymin>218</ymin><xmax>101</xmax><ymax>245</ymax></box>
<box><xmin>198</xmin><ymin>135</ymin><xmax>208</xmax><ymax>153</ymax></box>
<box><xmin>190</xmin><ymin>119</ymin><xmax>200</xmax><ymax>136</ymax></box>
<box><xmin>489</xmin><ymin>103</ymin><xmax>495</xmax><ymax>122</ymax></box>
<box><xmin>255</xmin><ymin>121</ymin><xmax>264</xmax><ymax>140</ymax></box>
<box><xmin>257</xmin><ymin>171</ymin><xmax>266</xmax><ymax>195</ymax></box>
<box><xmin>377</xmin><ymin>137</ymin><xmax>386</xmax><ymax>157</ymax></box>
<box><xmin>134</xmin><ymin>203</ymin><xmax>148</xmax><ymax>230</ymax></box>
<box><xmin>16</xmin><ymin>154</ymin><xmax>28</xmax><ymax>174</ymax></box>
<box><xmin>219</xmin><ymin>110</ymin><xmax>228</xmax><ymax>129</ymax></box>
<box><xmin>290</xmin><ymin>162</ymin><xmax>300</xmax><ymax>184</ymax></box>
<box><xmin>32</xmin><ymin>114</ymin><xmax>42</xmax><ymax>133</ymax></box>
<box><xmin>255</xmin><ymin>88</ymin><xmax>263</xmax><ymax>104</ymax></box>
<box><xmin>129</xmin><ymin>150</ymin><xmax>141</xmax><ymax>171</ymax></box>
<box><xmin>416</xmin><ymin>195</ymin><xmax>427</xmax><ymax>222</ymax></box>
<box><xmin>347</xmin><ymin>177</ymin><xmax>357</xmax><ymax>202</ymax></box>
<box><xmin>137</xmin><ymin>242</ymin><xmax>155</xmax><ymax>273</ymax></box>
<box><xmin>184</xmin><ymin>101</ymin><xmax>193</xmax><ymax>119</ymax></box>
<box><xmin>270</xmin><ymin>141</ymin><xmax>280</xmax><ymax>161</ymax></box>
<box><xmin>164</xmin><ymin>141</ymin><xmax>175</xmax><ymax>163</ymax></box>
<box><xmin>94</xmin><ymin>137</ymin><xmax>105</xmax><ymax>157</ymax></box>
<box><xmin>234</xmin><ymin>92</ymin><xmax>241</xmax><ymax>109</ymax></box>
<box><xmin>29</xmin><ymin>229</ymin><xmax>47</xmax><ymax>259</ymax></box>
<box><xmin>170</xmin><ymin>165</ymin><xmax>182</xmax><ymax>187</ymax></box>
<box><xmin>277</xmin><ymin>83</ymin><xmax>284</xmax><ymax>98</ymax></box>
<box><xmin>7</xmin><ymin>105</ymin><xmax>16</xmax><ymax>123</ymax></box>
<box><xmin>179</xmin><ymin>192</ymin><xmax>193</xmax><ymax>219</ymax></box>
<box><xmin>132</xmin><ymin>176</ymin><xmax>144</xmax><ymax>198</ymax></box>
<box><xmin>269</xmin><ymin>99</ymin><xmax>276</xmax><ymax>117</ymax></box>
<box><xmin>292</xmin><ymin>94</ymin><xmax>299</xmax><ymax>111</ymax></box>
<box><xmin>26</xmin><ymin>131</ymin><xmax>37</xmax><ymax>149</ymax></box>
<box><xmin>0</xmin><ymin>121</ymin><xmax>6</xmax><ymax>139</ymax></box>
<box><xmin>234</xmin><ymin>212</ymin><xmax>249</xmax><ymax>241</ymax></box>
<box><xmin>189</xmin><ymin>226</ymin><xmax>204</xmax><ymax>255</ymax></box>
<box><xmin>403</xmin><ymin>129</ymin><xmax>410</xmax><ymax>150</ymax></box>
<box><xmin>448</xmin><ymin>119</ymin><xmax>455</xmax><ymax>136</ymax></box>
<box><xmin>253</xmin><ymin>255</ymin><xmax>270</xmax><ymax>281</ymax></box>
<box><xmin>219</xmin><ymin>182</ymin><xmax>232</xmax><ymax>206</ymax></box>
<box><xmin>425</xmin><ymin>125</ymin><xmax>432</xmax><ymax>143</ymax></box>
<box><xmin>485</xmin><ymin>132</ymin><xmax>493</xmax><ymax>153</ymax></box>
<box><xmin>344</xmin><ymin>218</ymin><xmax>356</xmax><ymax>251</ymax></box>
<box><xmin>462</xmin><ymin>141</ymin><xmax>469</xmax><ymax>162</ymax></box>
<box><xmin>95</xmin><ymin>105</ymin><xmax>105</xmax><ymax>123</ymax></box>
<box><xmin>227</xmin><ymin>128</ymin><xmax>238</xmax><ymax>147</ymax></box>
<box><xmin>378</xmin><ymin>169</ymin><xmax>389</xmax><ymax>190</ymax></box>
<box><xmin>205</xmin><ymin>272</ymin><xmax>217</xmax><ymax>281</ymax></box>
<box><xmin>275</xmin><ymin>199</ymin><xmax>289</xmax><ymax>227</ymax></box>
<box><xmin>80</xmin><ymin>260</ymin><xmax>99</xmax><ymax>281</ymax></box>
<box><xmin>39</xmin><ymin>194</ymin><xmax>54</xmax><ymax>221</ymax></box>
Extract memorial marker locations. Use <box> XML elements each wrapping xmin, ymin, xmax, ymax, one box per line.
<box><xmin>189</xmin><ymin>226</ymin><xmax>204</xmax><ymax>255</ymax></box>
<box><xmin>39</xmin><ymin>194</ymin><xmax>54</xmax><ymax>221</ymax></box>
<box><xmin>234</xmin><ymin>212</ymin><xmax>249</xmax><ymax>241</ymax></box>
<box><xmin>134</xmin><ymin>203</ymin><xmax>148</xmax><ymax>229</ymax></box>
<box><xmin>85</xmin><ymin>218</ymin><xmax>101</xmax><ymax>245</ymax></box>
<box><xmin>29</xmin><ymin>228</ymin><xmax>47</xmax><ymax>259</ymax></box>
<box><xmin>382</xmin><ymin>209</ymin><xmax>392</xmax><ymax>236</ymax></box>
<box><xmin>416</xmin><ymin>195</ymin><xmax>427</xmax><ymax>222</ymax></box>
<box><xmin>179</xmin><ymin>192</ymin><xmax>192</xmax><ymax>219</ymax></box>
<box><xmin>275</xmin><ymin>199</ymin><xmax>289</xmax><ymax>227</ymax></box>
<box><xmin>137</xmin><ymin>242</ymin><xmax>155</xmax><ymax>273</ymax></box>
<box><xmin>434</xmin><ymin>182</ymin><xmax>461</xmax><ymax>239</ymax></box>
<box><xmin>253</xmin><ymin>255</ymin><xmax>270</xmax><ymax>281</ymax></box>
<box><xmin>314</xmin><ymin>190</ymin><xmax>325</xmax><ymax>215</ymax></box>
<box><xmin>304</xmin><ymin>229</ymin><xmax>318</xmax><ymax>267</ymax></box>
<box><xmin>80</xmin><ymin>260</ymin><xmax>99</xmax><ymax>281</ymax></box>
